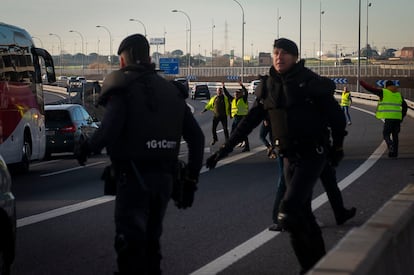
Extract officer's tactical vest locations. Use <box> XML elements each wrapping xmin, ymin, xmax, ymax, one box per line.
<box><xmin>102</xmin><ymin>69</ymin><xmax>186</xmax><ymax>161</ymax></box>
<box><xmin>258</xmin><ymin>75</ymin><xmax>329</xmax><ymax>153</ymax></box>
<box><xmin>376</xmin><ymin>89</ymin><xmax>403</xmax><ymax>120</ymax></box>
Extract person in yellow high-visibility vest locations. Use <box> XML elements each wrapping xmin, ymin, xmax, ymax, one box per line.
<box><xmin>223</xmin><ymin>81</ymin><xmax>250</xmax><ymax>152</ymax></box>
<box><xmin>360</xmin><ymin>80</ymin><xmax>408</xmax><ymax>157</ymax></box>
<box><xmin>340</xmin><ymin>86</ymin><xmax>352</xmax><ymax>125</ymax></box>
<box><xmin>201</xmin><ymin>84</ymin><xmax>231</xmax><ymax>145</ymax></box>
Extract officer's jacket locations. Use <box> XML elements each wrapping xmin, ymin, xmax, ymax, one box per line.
<box><xmin>222</xmin><ymin>60</ymin><xmax>346</xmax><ymax>154</ymax></box>
<box><xmin>89</xmin><ymin>64</ymin><xmax>205</xmax><ymax>175</ymax></box>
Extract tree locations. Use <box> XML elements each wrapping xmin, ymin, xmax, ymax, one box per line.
<box><xmin>171</xmin><ymin>49</ymin><xmax>184</xmax><ymax>56</ymax></box>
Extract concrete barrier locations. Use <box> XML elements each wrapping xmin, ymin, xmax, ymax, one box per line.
<box><xmin>307</xmin><ymin>183</ymin><xmax>414</xmax><ymax>275</ymax></box>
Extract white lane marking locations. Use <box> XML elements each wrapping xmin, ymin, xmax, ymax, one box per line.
<box><xmin>31</xmin><ymin>159</ymin><xmax>60</xmax><ymax>167</ymax></box>
<box><xmin>40</xmin><ymin>161</ymin><xmax>107</xmax><ymax>177</ymax></box>
<box><xmin>17</xmin><ymin>147</ymin><xmax>265</xmax><ymax>229</ymax></box>
<box><xmin>187</xmin><ymin>102</ymin><xmax>195</xmax><ymax>113</ymax></box>
<box><xmin>190</xmin><ymin>108</ymin><xmax>384</xmax><ymax>275</ymax></box>
<box><xmin>17</xmin><ymin>196</ymin><xmax>115</xmax><ymax>228</ymax></box>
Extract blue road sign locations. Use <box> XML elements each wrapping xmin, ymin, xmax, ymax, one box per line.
<box><xmin>159</xmin><ymin>58</ymin><xmax>179</xmax><ymax>75</ymax></box>
<box><xmin>226</xmin><ymin>75</ymin><xmax>239</xmax><ymax>81</ymax></box>
<box><xmin>331</xmin><ymin>78</ymin><xmax>348</xmax><ymax>84</ymax></box>
<box><xmin>376</xmin><ymin>80</ymin><xmax>400</xmax><ymax>87</ymax></box>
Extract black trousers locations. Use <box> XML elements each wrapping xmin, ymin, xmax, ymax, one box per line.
<box><xmin>319</xmin><ymin>162</ymin><xmax>348</xmax><ymax>221</ymax></box>
<box><xmin>231</xmin><ymin>115</ymin><xmax>249</xmax><ymax>148</ymax></box>
<box><xmin>383</xmin><ymin>119</ymin><xmax>401</xmax><ymax>154</ymax></box>
<box><xmin>212</xmin><ymin>115</ymin><xmax>229</xmax><ymax>141</ymax></box>
<box><xmin>279</xmin><ymin>148</ymin><xmax>327</xmax><ymax>274</ymax></box>
<box><xmin>273</xmin><ymin>159</ymin><xmax>348</xmax><ymax>225</ymax></box>
<box><xmin>114</xmin><ymin>168</ymin><xmax>173</xmax><ymax>275</ymax></box>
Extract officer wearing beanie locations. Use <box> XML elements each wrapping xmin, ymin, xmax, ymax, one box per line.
<box><xmin>206</xmin><ymin>38</ymin><xmax>347</xmax><ymax>274</ymax></box>
<box><xmin>76</xmin><ymin>34</ymin><xmax>204</xmax><ymax>274</ymax></box>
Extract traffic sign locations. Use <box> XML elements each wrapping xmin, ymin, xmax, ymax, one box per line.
<box><xmin>159</xmin><ymin>58</ymin><xmax>179</xmax><ymax>75</ymax></box>
<box><xmin>376</xmin><ymin>80</ymin><xmax>400</xmax><ymax>87</ymax></box>
<box><xmin>331</xmin><ymin>78</ymin><xmax>348</xmax><ymax>84</ymax></box>
<box><xmin>226</xmin><ymin>75</ymin><xmax>239</xmax><ymax>81</ymax></box>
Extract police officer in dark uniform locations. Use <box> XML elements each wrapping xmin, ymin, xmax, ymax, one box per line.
<box><xmin>77</xmin><ymin>34</ymin><xmax>205</xmax><ymax>274</ymax></box>
<box><xmin>206</xmin><ymin>38</ymin><xmax>347</xmax><ymax>274</ymax></box>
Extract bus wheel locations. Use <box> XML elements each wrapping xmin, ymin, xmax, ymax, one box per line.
<box><xmin>19</xmin><ymin>135</ymin><xmax>32</xmax><ymax>173</ymax></box>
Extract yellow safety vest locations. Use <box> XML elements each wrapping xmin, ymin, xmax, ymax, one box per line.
<box><xmin>340</xmin><ymin>92</ymin><xmax>351</xmax><ymax>107</ymax></box>
<box><xmin>376</xmin><ymin>89</ymin><xmax>403</xmax><ymax>120</ymax></box>
<box><xmin>231</xmin><ymin>98</ymin><xmax>249</xmax><ymax>117</ymax></box>
<box><xmin>205</xmin><ymin>95</ymin><xmax>230</xmax><ymax>116</ymax></box>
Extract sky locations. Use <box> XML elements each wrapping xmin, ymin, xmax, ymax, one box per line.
<box><xmin>2</xmin><ymin>0</ymin><xmax>414</xmax><ymax>59</ymax></box>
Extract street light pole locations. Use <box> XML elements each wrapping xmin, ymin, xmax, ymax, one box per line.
<box><xmin>96</xmin><ymin>25</ymin><xmax>113</xmax><ymax>71</ymax></box>
<box><xmin>277</xmin><ymin>8</ymin><xmax>282</xmax><ymax>39</ymax></box>
<box><xmin>212</xmin><ymin>22</ymin><xmax>215</xmax><ymax>68</ymax></box>
<box><xmin>49</xmin><ymin>33</ymin><xmax>63</xmax><ymax>76</ymax></box>
<box><xmin>172</xmin><ymin>9</ymin><xmax>192</xmax><ymax>77</ymax></box>
<box><xmin>69</xmin><ymin>30</ymin><xmax>85</xmax><ymax>76</ymax></box>
<box><xmin>357</xmin><ymin>0</ymin><xmax>361</xmax><ymax>93</ymax></box>
<box><xmin>366</xmin><ymin>1</ymin><xmax>372</xmax><ymax>66</ymax></box>
<box><xmin>32</xmin><ymin>36</ymin><xmax>44</xmax><ymax>48</ymax></box>
<box><xmin>299</xmin><ymin>0</ymin><xmax>302</xmax><ymax>59</ymax></box>
<box><xmin>233</xmin><ymin>0</ymin><xmax>245</xmax><ymax>83</ymax></box>
<box><xmin>129</xmin><ymin>19</ymin><xmax>147</xmax><ymax>37</ymax></box>
<box><xmin>319</xmin><ymin>1</ymin><xmax>325</xmax><ymax>71</ymax></box>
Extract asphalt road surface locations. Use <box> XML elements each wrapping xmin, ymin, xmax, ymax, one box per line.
<box><xmin>10</xmin><ymin>92</ymin><xmax>414</xmax><ymax>275</ymax></box>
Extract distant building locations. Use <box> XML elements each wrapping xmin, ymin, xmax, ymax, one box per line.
<box><xmin>380</xmin><ymin>48</ymin><xmax>397</xmax><ymax>58</ymax></box>
<box><xmin>258</xmin><ymin>52</ymin><xmax>271</xmax><ymax>66</ymax></box>
<box><xmin>400</xmin><ymin>47</ymin><xmax>414</xmax><ymax>59</ymax></box>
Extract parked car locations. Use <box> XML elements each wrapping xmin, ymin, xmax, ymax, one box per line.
<box><xmin>0</xmin><ymin>154</ymin><xmax>15</xmax><ymax>274</ymax></box>
<box><xmin>44</xmin><ymin>104</ymin><xmax>99</xmax><ymax>158</ymax></box>
<box><xmin>76</xmin><ymin>76</ymin><xmax>87</xmax><ymax>84</ymax></box>
<box><xmin>248</xmin><ymin>80</ymin><xmax>261</xmax><ymax>94</ymax></box>
<box><xmin>56</xmin><ymin>76</ymin><xmax>68</xmax><ymax>87</ymax></box>
<box><xmin>191</xmin><ymin>84</ymin><xmax>211</xmax><ymax>100</ymax></box>
<box><xmin>340</xmin><ymin>58</ymin><xmax>353</xmax><ymax>65</ymax></box>
<box><xmin>66</xmin><ymin>76</ymin><xmax>77</xmax><ymax>86</ymax></box>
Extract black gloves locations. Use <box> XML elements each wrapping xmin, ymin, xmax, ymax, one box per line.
<box><xmin>172</xmin><ymin>161</ymin><xmax>198</xmax><ymax>209</ymax></box>
<box><xmin>101</xmin><ymin>164</ymin><xmax>117</xmax><ymax>195</ymax></box>
<box><xmin>329</xmin><ymin>146</ymin><xmax>344</xmax><ymax>167</ymax></box>
<box><xmin>74</xmin><ymin>138</ymin><xmax>90</xmax><ymax>166</ymax></box>
<box><xmin>205</xmin><ymin>146</ymin><xmax>232</xmax><ymax>169</ymax></box>
<box><xmin>173</xmin><ymin>178</ymin><xmax>197</xmax><ymax>209</ymax></box>
<box><xmin>329</xmin><ymin>130</ymin><xmax>347</xmax><ymax>167</ymax></box>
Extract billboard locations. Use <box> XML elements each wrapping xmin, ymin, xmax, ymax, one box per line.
<box><xmin>150</xmin><ymin>37</ymin><xmax>165</xmax><ymax>45</ymax></box>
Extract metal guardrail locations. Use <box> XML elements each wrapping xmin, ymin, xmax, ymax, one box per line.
<box><xmin>55</xmin><ymin>64</ymin><xmax>414</xmax><ymax>79</ymax></box>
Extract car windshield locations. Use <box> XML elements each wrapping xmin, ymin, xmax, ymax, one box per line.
<box><xmin>196</xmin><ymin>85</ymin><xmax>208</xmax><ymax>90</ymax></box>
<box><xmin>45</xmin><ymin>110</ymin><xmax>71</xmax><ymax>127</ymax></box>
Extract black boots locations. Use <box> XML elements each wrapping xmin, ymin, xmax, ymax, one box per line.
<box><xmin>335</xmin><ymin>207</ymin><xmax>356</xmax><ymax>225</ymax></box>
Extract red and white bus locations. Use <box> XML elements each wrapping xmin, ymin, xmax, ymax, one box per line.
<box><xmin>0</xmin><ymin>23</ymin><xmax>56</xmax><ymax>171</ymax></box>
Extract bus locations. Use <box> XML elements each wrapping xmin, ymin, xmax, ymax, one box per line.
<box><xmin>0</xmin><ymin>22</ymin><xmax>56</xmax><ymax>172</ymax></box>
